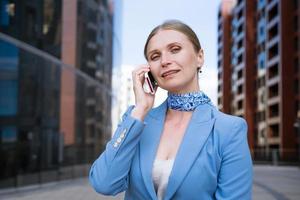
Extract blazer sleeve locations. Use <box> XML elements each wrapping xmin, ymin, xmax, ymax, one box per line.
<box><xmin>215</xmin><ymin>118</ymin><xmax>253</xmax><ymax>200</ymax></box>
<box><xmin>89</xmin><ymin>106</ymin><xmax>145</xmax><ymax>195</ymax></box>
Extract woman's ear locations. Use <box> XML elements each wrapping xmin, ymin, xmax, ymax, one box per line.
<box><xmin>197</xmin><ymin>49</ymin><xmax>204</xmax><ymax>67</ymax></box>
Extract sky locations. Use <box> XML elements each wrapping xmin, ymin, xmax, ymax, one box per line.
<box><xmin>119</xmin><ymin>0</ymin><xmax>222</xmax><ymax>105</ymax></box>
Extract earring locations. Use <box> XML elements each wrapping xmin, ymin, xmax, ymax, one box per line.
<box><xmin>198</xmin><ymin>67</ymin><xmax>202</xmax><ymax>73</ymax></box>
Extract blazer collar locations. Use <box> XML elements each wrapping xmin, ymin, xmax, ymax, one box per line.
<box><xmin>147</xmin><ymin>100</ymin><xmax>168</xmax><ymax>121</ymax></box>
<box><xmin>139</xmin><ymin>100</ymin><xmax>216</xmax><ymax>200</ymax></box>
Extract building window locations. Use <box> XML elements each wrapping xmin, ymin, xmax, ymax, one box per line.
<box><xmin>268</xmin><ymin>83</ymin><xmax>278</xmax><ymax>98</ymax></box>
<box><xmin>237</xmin><ymin>23</ymin><xmax>243</xmax><ymax>35</ymax></box>
<box><xmin>237</xmin><ymin>39</ymin><xmax>243</xmax><ymax>49</ymax></box>
<box><xmin>218</xmin><ymin>35</ymin><xmax>222</xmax><ymax>43</ymax></box>
<box><xmin>0</xmin><ymin>2</ymin><xmax>16</xmax><ymax>26</ymax></box>
<box><xmin>218</xmin><ymin>72</ymin><xmax>222</xmax><ymax>79</ymax></box>
<box><xmin>218</xmin><ymin>97</ymin><xmax>222</xmax><ymax>105</ymax></box>
<box><xmin>0</xmin><ymin>41</ymin><xmax>18</xmax><ymax>116</ymax></box>
<box><xmin>218</xmin><ymin>60</ymin><xmax>222</xmax><ymax>68</ymax></box>
<box><xmin>237</xmin><ymin>84</ymin><xmax>243</xmax><ymax>95</ymax></box>
<box><xmin>237</xmin><ymin>54</ymin><xmax>243</xmax><ymax>65</ymax></box>
<box><xmin>237</xmin><ymin>100</ymin><xmax>243</xmax><ymax>110</ymax></box>
<box><xmin>237</xmin><ymin>69</ymin><xmax>243</xmax><ymax>79</ymax></box>
<box><xmin>0</xmin><ymin>80</ymin><xmax>18</xmax><ymax>116</ymax></box>
<box><xmin>270</xmin><ymin>124</ymin><xmax>279</xmax><ymax>137</ymax></box>
<box><xmin>268</xmin><ymin>43</ymin><xmax>278</xmax><ymax>59</ymax></box>
<box><xmin>260</xmin><ymin>89</ymin><xmax>266</xmax><ymax>104</ymax></box>
<box><xmin>268</xmin><ymin>3</ymin><xmax>278</xmax><ymax>22</ymax></box>
<box><xmin>218</xmin><ymin>46</ymin><xmax>222</xmax><ymax>55</ymax></box>
<box><xmin>237</xmin><ymin>9</ymin><xmax>243</xmax><ymax>20</ymax></box>
<box><xmin>269</xmin><ymin>103</ymin><xmax>279</xmax><ymax>118</ymax></box>
<box><xmin>257</xmin><ymin>111</ymin><xmax>266</xmax><ymax>122</ymax></box>
<box><xmin>218</xmin><ymin>84</ymin><xmax>222</xmax><ymax>92</ymax></box>
<box><xmin>268</xmin><ymin>63</ymin><xmax>279</xmax><ymax>79</ymax></box>
<box><xmin>258</xmin><ymin>51</ymin><xmax>266</xmax><ymax>69</ymax></box>
<box><xmin>0</xmin><ymin>126</ymin><xmax>17</xmax><ymax>143</ymax></box>
<box><xmin>257</xmin><ymin>18</ymin><xmax>266</xmax><ymax>44</ymax></box>
<box><xmin>257</xmin><ymin>76</ymin><xmax>266</xmax><ymax>88</ymax></box>
<box><xmin>258</xmin><ymin>0</ymin><xmax>266</xmax><ymax>10</ymax></box>
<box><xmin>232</xmin><ymin>57</ymin><xmax>237</xmax><ymax>66</ymax></box>
<box><xmin>268</xmin><ymin>23</ymin><xmax>278</xmax><ymax>41</ymax></box>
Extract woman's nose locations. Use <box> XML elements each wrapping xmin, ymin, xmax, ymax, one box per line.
<box><xmin>161</xmin><ymin>53</ymin><xmax>172</xmax><ymax>67</ymax></box>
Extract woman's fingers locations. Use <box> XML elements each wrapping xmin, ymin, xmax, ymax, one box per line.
<box><xmin>132</xmin><ymin>66</ymin><xmax>150</xmax><ymax>79</ymax></box>
<box><xmin>130</xmin><ymin>65</ymin><xmax>156</xmax><ymax>117</ymax></box>
<box><xmin>132</xmin><ymin>65</ymin><xmax>150</xmax><ymax>88</ymax></box>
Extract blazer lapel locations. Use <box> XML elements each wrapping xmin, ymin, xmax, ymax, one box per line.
<box><xmin>164</xmin><ymin>104</ymin><xmax>216</xmax><ymax>200</ymax></box>
<box><xmin>139</xmin><ymin>101</ymin><xmax>167</xmax><ymax>200</ymax></box>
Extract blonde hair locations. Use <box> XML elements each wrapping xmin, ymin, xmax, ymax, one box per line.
<box><xmin>144</xmin><ymin>19</ymin><xmax>202</xmax><ymax>60</ymax></box>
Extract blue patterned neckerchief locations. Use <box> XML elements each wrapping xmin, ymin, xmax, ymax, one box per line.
<box><xmin>167</xmin><ymin>91</ymin><xmax>212</xmax><ymax>111</ymax></box>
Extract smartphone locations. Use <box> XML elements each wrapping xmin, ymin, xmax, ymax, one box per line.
<box><xmin>144</xmin><ymin>72</ymin><xmax>157</xmax><ymax>95</ymax></box>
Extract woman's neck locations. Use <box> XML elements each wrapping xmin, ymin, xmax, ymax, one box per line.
<box><xmin>168</xmin><ymin>81</ymin><xmax>200</xmax><ymax>94</ymax></box>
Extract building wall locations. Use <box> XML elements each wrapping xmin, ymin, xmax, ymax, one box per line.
<box><xmin>280</xmin><ymin>0</ymin><xmax>298</xmax><ymax>157</ymax></box>
<box><xmin>218</xmin><ymin>0</ymin><xmax>300</xmax><ymax>160</ymax></box>
<box><xmin>60</xmin><ymin>0</ymin><xmax>77</xmax><ymax>145</ymax></box>
<box><xmin>297</xmin><ymin>0</ymin><xmax>300</xmax><ymax>158</ymax></box>
<box><xmin>217</xmin><ymin>0</ymin><xmax>235</xmax><ymax>114</ymax></box>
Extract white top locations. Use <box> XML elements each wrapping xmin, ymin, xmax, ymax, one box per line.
<box><xmin>152</xmin><ymin>159</ymin><xmax>175</xmax><ymax>200</ymax></box>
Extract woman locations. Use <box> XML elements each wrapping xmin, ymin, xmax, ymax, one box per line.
<box><xmin>89</xmin><ymin>20</ymin><xmax>253</xmax><ymax>200</ymax></box>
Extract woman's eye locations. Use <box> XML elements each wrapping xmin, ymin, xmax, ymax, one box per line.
<box><xmin>150</xmin><ymin>54</ymin><xmax>160</xmax><ymax>61</ymax></box>
<box><xmin>171</xmin><ymin>47</ymin><xmax>180</xmax><ymax>53</ymax></box>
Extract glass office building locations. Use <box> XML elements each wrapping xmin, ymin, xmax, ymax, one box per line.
<box><xmin>0</xmin><ymin>0</ymin><xmax>113</xmax><ymax>189</ymax></box>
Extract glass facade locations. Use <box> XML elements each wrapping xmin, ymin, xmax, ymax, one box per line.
<box><xmin>0</xmin><ymin>33</ymin><xmax>110</xmax><ymax>189</ymax></box>
<box><xmin>0</xmin><ymin>0</ymin><xmax>62</xmax><ymax>58</ymax></box>
<box><xmin>0</xmin><ymin>40</ymin><xmax>18</xmax><ymax>116</ymax></box>
<box><xmin>0</xmin><ymin>0</ymin><xmax>113</xmax><ymax>190</ymax></box>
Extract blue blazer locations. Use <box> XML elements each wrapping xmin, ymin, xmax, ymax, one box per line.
<box><xmin>89</xmin><ymin>101</ymin><xmax>253</xmax><ymax>200</ymax></box>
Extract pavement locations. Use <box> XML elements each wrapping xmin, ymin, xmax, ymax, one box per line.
<box><xmin>0</xmin><ymin>165</ymin><xmax>299</xmax><ymax>200</ymax></box>
<box><xmin>252</xmin><ymin>165</ymin><xmax>300</xmax><ymax>200</ymax></box>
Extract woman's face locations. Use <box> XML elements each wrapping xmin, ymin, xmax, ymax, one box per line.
<box><xmin>146</xmin><ymin>29</ymin><xmax>203</xmax><ymax>94</ymax></box>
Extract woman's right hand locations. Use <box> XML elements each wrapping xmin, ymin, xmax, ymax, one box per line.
<box><xmin>131</xmin><ymin>65</ymin><xmax>156</xmax><ymax>121</ymax></box>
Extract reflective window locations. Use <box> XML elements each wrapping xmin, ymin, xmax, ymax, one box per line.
<box><xmin>258</xmin><ymin>51</ymin><xmax>266</xmax><ymax>69</ymax></box>
<box><xmin>258</xmin><ymin>0</ymin><xmax>266</xmax><ymax>10</ymax></box>
<box><xmin>257</xmin><ymin>18</ymin><xmax>266</xmax><ymax>44</ymax></box>
<box><xmin>0</xmin><ymin>40</ymin><xmax>18</xmax><ymax>116</ymax></box>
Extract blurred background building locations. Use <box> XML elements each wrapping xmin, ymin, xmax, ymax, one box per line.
<box><xmin>218</xmin><ymin>0</ymin><xmax>300</xmax><ymax>163</ymax></box>
<box><xmin>111</xmin><ymin>65</ymin><xmax>134</xmax><ymax>135</ymax></box>
<box><xmin>0</xmin><ymin>0</ymin><xmax>114</xmax><ymax>189</ymax></box>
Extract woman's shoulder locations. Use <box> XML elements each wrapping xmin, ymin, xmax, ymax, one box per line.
<box><xmin>213</xmin><ymin>108</ymin><xmax>248</xmax><ymax>140</ymax></box>
<box><xmin>214</xmin><ymin>109</ymin><xmax>247</xmax><ymax>128</ymax></box>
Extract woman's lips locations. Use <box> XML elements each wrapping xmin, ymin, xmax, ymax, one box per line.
<box><xmin>161</xmin><ymin>70</ymin><xmax>180</xmax><ymax>78</ymax></box>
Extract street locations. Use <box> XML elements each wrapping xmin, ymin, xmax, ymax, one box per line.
<box><xmin>1</xmin><ymin>165</ymin><xmax>299</xmax><ymax>200</ymax></box>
